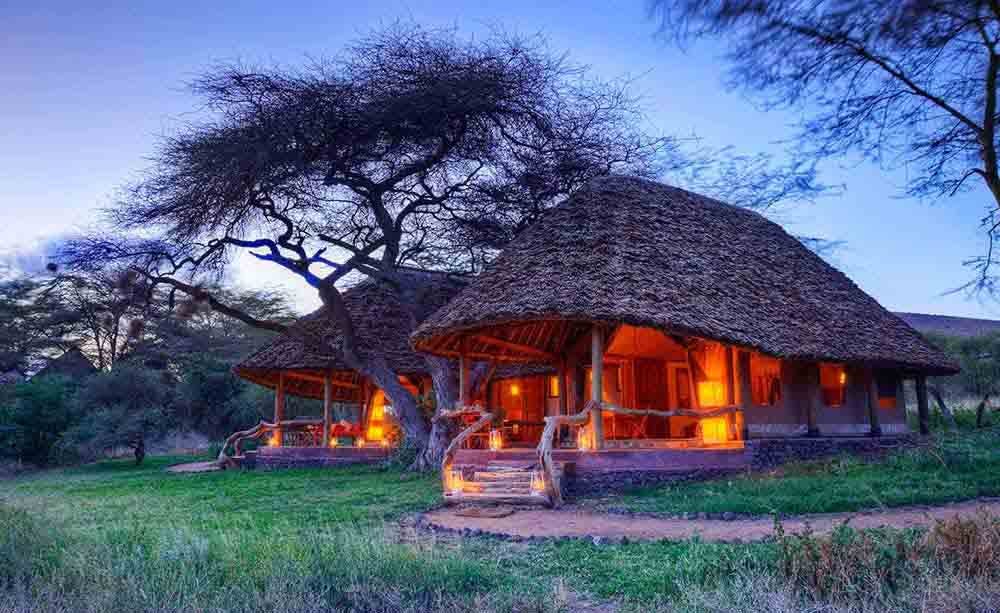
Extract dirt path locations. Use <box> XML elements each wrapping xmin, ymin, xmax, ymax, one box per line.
<box><xmin>423</xmin><ymin>498</ymin><xmax>1000</xmax><ymax>542</ymax></box>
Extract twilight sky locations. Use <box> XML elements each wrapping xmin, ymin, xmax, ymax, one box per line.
<box><xmin>0</xmin><ymin>0</ymin><xmax>995</xmax><ymax>317</ymax></box>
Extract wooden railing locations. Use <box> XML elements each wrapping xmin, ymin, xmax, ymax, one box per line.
<box><xmin>438</xmin><ymin>407</ymin><xmax>494</xmax><ymax>495</ymax></box>
<box><xmin>216</xmin><ymin>418</ymin><xmax>324</xmax><ymax>467</ymax></box>
<box><xmin>535</xmin><ymin>402</ymin><xmax>744</xmax><ymax>507</ymax></box>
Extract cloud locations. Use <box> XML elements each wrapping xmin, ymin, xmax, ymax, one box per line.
<box><xmin>0</xmin><ymin>234</ymin><xmax>75</xmax><ymax>279</ymax></box>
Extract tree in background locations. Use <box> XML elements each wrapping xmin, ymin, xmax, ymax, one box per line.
<box><xmin>1</xmin><ymin>376</ymin><xmax>82</xmax><ymax>465</ymax></box>
<box><xmin>650</xmin><ymin>0</ymin><xmax>1000</xmax><ymax>290</ymax></box>
<box><xmin>0</xmin><ymin>278</ymin><xmax>80</xmax><ymax>376</ymax></box>
<box><xmin>63</xmin><ymin>364</ymin><xmax>173</xmax><ymax>464</ymax></box>
<box><xmin>928</xmin><ymin>332</ymin><xmax>1000</xmax><ymax>428</ymax></box>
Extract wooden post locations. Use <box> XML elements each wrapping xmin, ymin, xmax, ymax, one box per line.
<box><xmin>274</xmin><ymin>371</ymin><xmax>286</xmax><ymax>446</ymax></box>
<box><xmin>458</xmin><ymin>351</ymin><xmax>471</xmax><ymax>408</ymax></box>
<box><xmin>591</xmin><ymin>325</ymin><xmax>605</xmax><ymax>449</ymax></box>
<box><xmin>866</xmin><ymin>369</ymin><xmax>882</xmax><ymax>437</ymax></box>
<box><xmin>322</xmin><ymin>372</ymin><xmax>332</xmax><ymax>448</ymax></box>
<box><xmin>685</xmin><ymin>345</ymin><xmax>701</xmax><ymax>410</ymax></box>
<box><xmin>915</xmin><ymin>375</ymin><xmax>930</xmax><ymax>435</ymax></box>
<box><xmin>557</xmin><ymin>361</ymin><xmax>568</xmax><ymax>416</ymax></box>
<box><xmin>737</xmin><ymin>351</ymin><xmax>752</xmax><ymax>439</ymax></box>
<box><xmin>806</xmin><ymin>363</ymin><xmax>820</xmax><ymax>437</ymax></box>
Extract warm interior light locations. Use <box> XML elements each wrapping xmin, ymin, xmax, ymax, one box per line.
<box><xmin>700</xmin><ymin>417</ymin><xmax>729</xmax><ymax>444</ymax></box>
<box><xmin>576</xmin><ymin>427</ymin><xmax>593</xmax><ymax>451</ymax></box>
<box><xmin>446</xmin><ymin>469</ymin><xmax>464</xmax><ymax>494</ymax></box>
<box><xmin>549</xmin><ymin>376</ymin><xmax>560</xmax><ymax>397</ymax></box>
<box><xmin>509</xmin><ymin>383</ymin><xmax>520</xmax><ymax>397</ymax></box>
<box><xmin>488</xmin><ymin>429</ymin><xmax>503</xmax><ymax>451</ymax></box>
<box><xmin>367</xmin><ymin>425</ymin><xmax>384</xmax><ymax>442</ymax></box>
<box><xmin>839</xmin><ymin>371</ymin><xmax>847</xmax><ymax>385</ymax></box>
<box><xmin>697</xmin><ymin>381</ymin><xmax>726</xmax><ymax>407</ymax></box>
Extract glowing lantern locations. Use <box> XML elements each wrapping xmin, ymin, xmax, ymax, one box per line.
<box><xmin>700</xmin><ymin>417</ymin><xmax>729</xmax><ymax>445</ymax></box>
<box><xmin>576</xmin><ymin>427</ymin><xmax>594</xmax><ymax>451</ymax></box>
<box><xmin>697</xmin><ymin>381</ymin><xmax>726</xmax><ymax>407</ymax></box>
<box><xmin>509</xmin><ymin>383</ymin><xmax>520</xmax><ymax>397</ymax></box>
<box><xmin>488</xmin><ymin>429</ymin><xmax>503</xmax><ymax>451</ymax></box>
<box><xmin>839</xmin><ymin>371</ymin><xmax>847</xmax><ymax>385</ymax></box>
<box><xmin>446</xmin><ymin>469</ymin><xmax>464</xmax><ymax>494</ymax></box>
<box><xmin>380</xmin><ymin>438</ymin><xmax>390</xmax><ymax>448</ymax></box>
<box><xmin>268</xmin><ymin>434</ymin><xmax>280</xmax><ymax>447</ymax></box>
<box><xmin>355</xmin><ymin>438</ymin><xmax>365</xmax><ymax>448</ymax></box>
<box><xmin>531</xmin><ymin>471</ymin><xmax>545</xmax><ymax>494</ymax></box>
<box><xmin>328</xmin><ymin>437</ymin><xmax>339</xmax><ymax>448</ymax></box>
<box><xmin>549</xmin><ymin>376</ymin><xmax>560</xmax><ymax>397</ymax></box>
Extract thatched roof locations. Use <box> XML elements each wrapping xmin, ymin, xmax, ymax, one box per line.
<box><xmin>895</xmin><ymin>312</ymin><xmax>1000</xmax><ymax>339</ymax></box>
<box><xmin>32</xmin><ymin>348</ymin><xmax>97</xmax><ymax>381</ymax></box>
<box><xmin>234</xmin><ymin>269</ymin><xmax>469</xmax><ymax>399</ymax></box>
<box><xmin>412</xmin><ymin>176</ymin><xmax>958</xmax><ymax>375</ymax></box>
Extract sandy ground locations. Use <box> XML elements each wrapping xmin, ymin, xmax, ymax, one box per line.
<box><xmin>423</xmin><ymin>498</ymin><xmax>1000</xmax><ymax>542</ymax></box>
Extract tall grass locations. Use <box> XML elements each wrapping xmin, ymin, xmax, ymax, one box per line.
<box><xmin>0</xmin><ymin>503</ymin><xmax>554</xmax><ymax>613</ymax></box>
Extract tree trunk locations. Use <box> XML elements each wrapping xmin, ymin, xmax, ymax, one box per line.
<box><xmin>928</xmin><ymin>385</ymin><xmax>958</xmax><ymax>430</ymax></box>
<box><xmin>364</xmin><ymin>355</ymin><xmax>429</xmax><ymax>449</ymax></box>
<box><xmin>133</xmin><ymin>437</ymin><xmax>145</xmax><ymax>465</ymax></box>
<box><xmin>976</xmin><ymin>393</ymin><xmax>991</xmax><ymax>428</ymax></box>
<box><xmin>413</xmin><ymin>355</ymin><xmax>458</xmax><ymax>471</ymax></box>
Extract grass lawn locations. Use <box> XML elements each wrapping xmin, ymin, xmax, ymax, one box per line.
<box><xmin>2</xmin><ymin>431</ymin><xmax>1000</xmax><ymax>612</ymax></box>
<box><xmin>588</xmin><ymin>427</ymin><xmax>1000</xmax><ymax>517</ymax></box>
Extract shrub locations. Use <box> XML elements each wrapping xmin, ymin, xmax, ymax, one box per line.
<box><xmin>0</xmin><ymin>376</ymin><xmax>80</xmax><ymax>465</ymax></box>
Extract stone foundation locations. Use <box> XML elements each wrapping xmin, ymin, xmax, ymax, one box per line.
<box><xmin>747</xmin><ymin>435</ymin><xmax>917</xmax><ymax>469</ymax></box>
<box><xmin>242</xmin><ymin>446</ymin><xmax>390</xmax><ymax>470</ymax></box>
<box><xmin>565</xmin><ymin>467</ymin><xmax>745</xmax><ymax>497</ymax></box>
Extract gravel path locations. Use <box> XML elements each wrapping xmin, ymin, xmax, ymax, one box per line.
<box><xmin>424</xmin><ymin>498</ymin><xmax>1000</xmax><ymax>542</ymax></box>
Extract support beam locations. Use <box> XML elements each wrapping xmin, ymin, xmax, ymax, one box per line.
<box><xmin>458</xmin><ymin>351</ymin><xmax>471</xmax><ymax>407</ymax></box>
<box><xmin>806</xmin><ymin>363</ymin><xmax>820</xmax><ymax>437</ymax></box>
<box><xmin>322</xmin><ymin>372</ymin><xmax>332</xmax><ymax>448</ymax></box>
<box><xmin>591</xmin><ymin>325</ymin><xmax>605</xmax><ymax>449</ymax></box>
<box><xmin>557</xmin><ymin>361</ymin><xmax>568</xmax><ymax>416</ymax></box>
<box><xmin>274</xmin><ymin>371</ymin><xmax>286</xmax><ymax>446</ymax></box>
<box><xmin>915</xmin><ymin>375</ymin><xmax>930</xmax><ymax>435</ymax></box>
<box><xmin>472</xmin><ymin>333</ymin><xmax>556</xmax><ymax>360</ymax></box>
<box><xmin>866</xmin><ymin>369</ymin><xmax>882</xmax><ymax>437</ymax></box>
<box><xmin>737</xmin><ymin>351</ymin><xmax>753</xmax><ymax>439</ymax></box>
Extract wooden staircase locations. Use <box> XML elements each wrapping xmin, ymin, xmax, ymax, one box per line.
<box><xmin>444</xmin><ymin>460</ymin><xmax>557</xmax><ymax>506</ymax></box>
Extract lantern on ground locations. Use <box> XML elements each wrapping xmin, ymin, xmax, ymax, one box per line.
<box><xmin>488</xmin><ymin>429</ymin><xmax>503</xmax><ymax>451</ymax></box>
<box><xmin>576</xmin><ymin>427</ymin><xmax>593</xmax><ymax>451</ymax></box>
<box><xmin>530</xmin><ymin>471</ymin><xmax>545</xmax><ymax>494</ymax></box>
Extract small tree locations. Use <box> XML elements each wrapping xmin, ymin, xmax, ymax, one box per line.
<box><xmin>64</xmin><ymin>364</ymin><xmax>172</xmax><ymax>464</ymax></box>
<box><xmin>1</xmin><ymin>376</ymin><xmax>82</xmax><ymax>465</ymax></box>
<box><xmin>928</xmin><ymin>332</ymin><xmax>1000</xmax><ymax>427</ymax></box>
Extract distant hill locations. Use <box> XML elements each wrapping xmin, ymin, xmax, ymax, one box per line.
<box><xmin>895</xmin><ymin>312</ymin><xmax>1000</xmax><ymax>339</ymax></box>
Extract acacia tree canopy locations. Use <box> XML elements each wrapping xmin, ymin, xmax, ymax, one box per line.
<box><xmin>60</xmin><ymin>24</ymin><xmax>822</xmax><ymax>468</ymax></box>
<box><xmin>650</xmin><ymin>0</ymin><xmax>1000</xmax><ymax>290</ymax></box>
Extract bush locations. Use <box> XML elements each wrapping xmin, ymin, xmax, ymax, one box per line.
<box><xmin>0</xmin><ymin>376</ymin><xmax>81</xmax><ymax>465</ymax></box>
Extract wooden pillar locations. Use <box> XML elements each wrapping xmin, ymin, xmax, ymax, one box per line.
<box><xmin>274</xmin><ymin>371</ymin><xmax>286</xmax><ymax>446</ymax></box>
<box><xmin>557</xmin><ymin>361</ymin><xmax>568</xmax><ymax>416</ymax></box>
<box><xmin>915</xmin><ymin>375</ymin><xmax>930</xmax><ymax>435</ymax></box>
<box><xmin>866</xmin><ymin>369</ymin><xmax>882</xmax><ymax>437</ymax></box>
<box><xmin>591</xmin><ymin>325</ymin><xmax>605</xmax><ymax>449</ymax></box>
<box><xmin>737</xmin><ymin>351</ymin><xmax>752</xmax><ymax>439</ymax></box>
<box><xmin>458</xmin><ymin>351</ymin><xmax>471</xmax><ymax>408</ymax></box>
<box><xmin>685</xmin><ymin>345</ymin><xmax>701</xmax><ymax>410</ymax></box>
<box><xmin>806</xmin><ymin>363</ymin><xmax>820</xmax><ymax>437</ymax></box>
<box><xmin>322</xmin><ymin>372</ymin><xmax>332</xmax><ymax>448</ymax></box>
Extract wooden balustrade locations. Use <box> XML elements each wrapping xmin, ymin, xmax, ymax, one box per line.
<box><xmin>438</xmin><ymin>407</ymin><xmax>494</xmax><ymax>494</ymax></box>
<box><xmin>217</xmin><ymin>418</ymin><xmax>327</xmax><ymax>467</ymax></box>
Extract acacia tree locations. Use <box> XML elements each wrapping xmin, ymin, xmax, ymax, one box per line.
<box><xmin>650</xmin><ymin>0</ymin><xmax>1000</xmax><ymax>289</ymax></box>
<box><xmin>60</xmin><ymin>25</ymin><xmax>682</xmax><ymax>469</ymax></box>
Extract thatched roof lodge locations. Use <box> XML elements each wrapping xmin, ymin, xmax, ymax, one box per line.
<box><xmin>413</xmin><ymin>176</ymin><xmax>956</xmax><ymax>505</ymax></box>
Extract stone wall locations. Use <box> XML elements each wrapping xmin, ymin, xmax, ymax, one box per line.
<box><xmin>746</xmin><ymin>435</ymin><xmax>916</xmax><ymax>470</ymax></box>
<box><xmin>565</xmin><ymin>467</ymin><xmax>745</xmax><ymax>497</ymax></box>
<box><xmin>241</xmin><ymin>447</ymin><xmax>389</xmax><ymax>470</ymax></box>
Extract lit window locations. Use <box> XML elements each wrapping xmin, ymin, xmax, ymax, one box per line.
<box><xmin>548</xmin><ymin>376</ymin><xmax>560</xmax><ymax>398</ymax></box>
<box><xmin>697</xmin><ymin>381</ymin><xmax>726</xmax><ymax>407</ymax></box>
<box><xmin>820</xmin><ymin>364</ymin><xmax>847</xmax><ymax>407</ymax></box>
<box><xmin>509</xmin><ymin>382</ymin><xmax>520</xmax><ymax>397</ymax></box>
<box><xmin>751</xmin><ymin>354</ymin><xmax>782</xmax><ymax>406</ymax></box>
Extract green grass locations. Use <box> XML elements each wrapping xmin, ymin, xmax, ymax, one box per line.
<box><xmin>3</xmin><ymin>432</ymin><xmax>1000</xmax><ymax>612</ymax></box>
<box><xmin>591</xmin><ymin>427</ymin><xmax>1000</xmax><ymax>517</ymax></box>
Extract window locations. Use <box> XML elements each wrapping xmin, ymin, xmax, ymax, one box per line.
<box><xmin>877</xmin><ymin>375</ymin><xmax>897</xmax><ymax>409</ymax></box>
<box><xmin>750</xmin><ymin>354</ymin><xmax>782</xmax><ymax>406</ymax></box>
<box><xmin>820</xmin><ymin>363</ymin><xmax>847</xmax><ymax>407</ymax></box>
<box><xmin>547</xmin><ymin>376</ymin><xmax>560</xmax><ymax>398</ymax></box>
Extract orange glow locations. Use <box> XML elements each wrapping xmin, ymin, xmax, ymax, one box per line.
<box><xmin>488</xmin><ymin>429</ymin><xmax>503</xmax><ymax>451</ymax></box>
<box><xmin>371</xmin><ymin>402</ymin><xmax>385</xmax><ymax>420</ymax></box>
<box><xmin>446</xmin><ymin>470</ymin><xmax>464</xmax><ymax>494</ymax></box>
<box><xmin>576</xmin><ymin>427</ymin><xmax>594</xmax><ymax>451</ymax></box>
<box><xmin>328</xmin><ymin>437</ymin><xmax>339</xmax><ymax>448</ymax></box>
<box><xmin>367</xmin><ymin>425</ymin><xmax>384</xmax><ymax>442</ymax></box>
<box><xmin>698</xmin><ymin>381</ymin><xmax>726</xmax><ymax>407</ymax></box>
<box><xmin>355</xmin><ymin>438</ymin><xmax>365</xmax><ymax>448</ymax></box>
<box><xmin>530</xmin><ymin>471</ymin><xmax>545</xmax><ymax>493</ymax></box>
<box><xmin>509</xmin><ymin>383</ymin><xmax>520</xmax><ymax>396</ymax></box>
<box><xmin>548</xmin><ymin>376</ymin><xmax>560</xmax><ymax>397</ymax></box>
<box><xmin>701</xmin><ymin>417</ymin><xmax>729</xmax><ymax>444</ymax></box>
<box><xmin>380</xmin><ymin>438</ymin><xmax>390</xmax><ymax>448</ymax></box>
<box><xmin>839</xmin><ymin>371</ymin><xmax>847</xmax><ymax>385</ymax></box>
<box><xmin>268</xmin><ymin>434</ymin><xmax>280</xmax><ymax>447</ymax></box>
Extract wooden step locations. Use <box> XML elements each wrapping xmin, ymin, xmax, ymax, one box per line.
<box><xmin>473</xmin><ymin>471</ymin><xmax>533</xmax><ymax>482</ymax></box>
<box><xmin>444</xmin><ymin>491</ymin><xmax>548</xmax><ymax>505</ymax></box>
